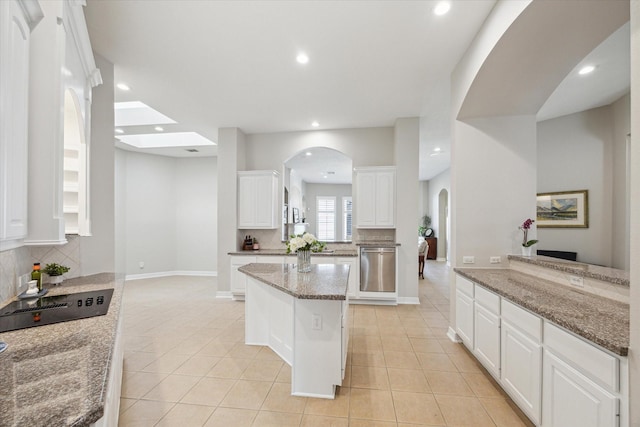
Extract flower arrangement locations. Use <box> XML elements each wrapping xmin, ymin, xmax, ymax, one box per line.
<box><xmin>519</xmin><ymin>218</ymin><xmax>538</xmax><ymax>247</ymax></box>
<box><xmin>286</xmin><ymin>232</ymin><xmax>326</xmax><ymax>253</ymax></box>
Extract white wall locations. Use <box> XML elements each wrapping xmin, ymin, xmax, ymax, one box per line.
<box><xmin>305</xmin><ymin>183</ymin><xmax>352</xmax><ymax>240</ymax></box>
<box><xmin>537</xmin><ymin>96</ymin><xmax>630</xmax><ymax>268</ymax></box>
<box><xmin>611</xmin><ymin>93</ymin><xmax>631</xmax><ymax>271</ymax></box>
<box><xmin>119</xmin><ymin>151</ymin><xmax>218</xmax><ymax>276</ymax></box>
<box><xmin>80</xmin><ymin>53</ymin><xmax>115</xmax><ymax>276</ymax></box>
<box><xmin>175</xmin><ymin>157</ymin><xmax>218</xmax><ymax>272</ymax></box>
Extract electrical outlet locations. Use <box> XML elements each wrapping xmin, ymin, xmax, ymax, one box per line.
<box><xmin>490</xmin><ymin>256</ymin><xmax>501</xmax><ymax>264</ymax></box>
<box><xmin>312</xmin><ymin>314</ymin><xmax>322</xmax><ymax>330</ymax></box>
<box><xmin>569</xmin><ymin>275</ymin><xmax>584</xmax><ymax>288</ymax></box>
<box><xmin>139</xmin><ymin>261</ymin><xmax>144</xmax><ymax>269</ymax></box>
<box><xmin>463</xmin><ymin>256</ymin><xmax>475</xmax><ymax>264</ymax></box>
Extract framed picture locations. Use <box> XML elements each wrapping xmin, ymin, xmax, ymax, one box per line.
<box><xmin>536</xmin><ymin>190</ymin><xmax>588</xmax><ymax>228</ymax></box>
<box><xmin>292</xmin><ymin>207</ymin><xmax>299</xmax><ymax>223</ymax></box>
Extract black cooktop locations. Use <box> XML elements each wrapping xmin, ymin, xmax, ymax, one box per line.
<box><xmin>0</xmin><ymin>288</ymin><xmax>113</xmax><ymax>333</ymax></box>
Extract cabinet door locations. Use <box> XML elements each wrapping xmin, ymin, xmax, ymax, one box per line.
<box><xmin>355</xmin><ymin>171</ymin><xmax>376</xmax><ymax>227</ymax></box>
<box><xmin>237</xmin><ymin>175</ymin><xmax>256</xmax><ymax>228</ymax></box>
<box><xmin>501</xmin><ymin>320</ymin><xmax>541</xmax><ymax>425</ymax></box>
<box><xmin>0</xmin><ymin>0</ymin><xmax>31</xmax><ymax>243</ymax></box>
<box><xmin>254</xmin><ymin>174</ymin><xmax>276</xmax><ymax>228</ymax></box>
<box><xmin>543</xmin><ymin>349</ymin><xmax>618</xmax><ymax>427</ymax></box>
<box><xmin>336</xmin><ymin>257</ymin><xmax>358</xmax><ymax>298</ymax></box>
<box><xmin>374</xmin><ymin>170</ymin><xmax>395</xmax><ymax>227</ymax></box>
<box><xmin>230</xmin><ymin>256</ymin><xmax>256</xmax><ymax>296</ymax></box>
<box><xmin>455</xmin><ymin>290</ymin><xmax>474</xmax><ymax>350</ymax></box>
<box><xmin>473</xmin><ymin>302</ymin><xmax>500</xmax><ymax>378</ymax></box>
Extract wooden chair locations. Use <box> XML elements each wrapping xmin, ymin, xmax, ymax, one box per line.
<box><xmin>418</xmin><ymin>240</ymin><xmax>428</xmax><ymax>279</ymax></box>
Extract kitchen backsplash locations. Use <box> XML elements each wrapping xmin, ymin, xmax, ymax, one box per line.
<box><xmin>0</xmin><ymin>235</ymin><xmax>81</xmax><ymax>303</ymax></box>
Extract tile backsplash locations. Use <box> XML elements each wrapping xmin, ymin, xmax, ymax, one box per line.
<box><xmin>0</xmin><ymin>235</ymin><xmax>81</xmax><ymax>303</ymax></box>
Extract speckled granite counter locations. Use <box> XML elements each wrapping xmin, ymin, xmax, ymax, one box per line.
<box><xmin>454</xmin><ymin>268</ymin><xmax>629</xmax><ymax>356</ymax></box>
<box><xmin>238</xmin><ymin>263</ymin><xmax>349</xmax><ymax>300</ymax></box>
<box><xmin>229</xmin><ymin>249</ymin><xmax>357</xmax><ymax>257</ymax></box>
<box><xmin>355</xmin><ymin>241</ymin><xmax>400</xmax><ymax>247</ymax></box>
<box><xmin>0</xmin><ymin>273</ymin><xmax>124</xmax><ymax>427</ymax></box>
<box><xmin>508</xmin><ymin>255</ymin><xmax>630</xmax><ymax>287</ymax></box>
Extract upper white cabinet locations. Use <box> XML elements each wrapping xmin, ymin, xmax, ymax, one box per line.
<box><xmin>354</xmin><ymin>166</ymin><xmax>395</xmax><ymax>228</ymax></box>
<box><xmin>238</xmin><ymin>170</ymin><xmax>279</xmax><ymax>229</ymax></box>
<box><xmin>25</xmin><ymin>0</ymin><xmax>101</xmax><ymax>246</ymax></box>
<box><xmin>0</xmin><ymin>0</ymin><xmax>43</xmax><ymax>250</ymax></box>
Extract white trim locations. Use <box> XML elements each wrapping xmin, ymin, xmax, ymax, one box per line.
<box><xmin>437</xmin><ymin>257</ymin><xmax>447</xmax><ymax>262</ymax></box>
<box><xmin>0</xmin><ymin>238</ymin><xmax>24</xmax><ymax>252</ymax></box>
<box><xmin>447</xmin><ymin>326</ymin><xmax>462</xmax><ymax>343</ymax></box>
<box><xmin>18</xmin><ymin>0</ymin><xmax>44</xmax><ymax>30</ymax></box>
<box><xmin>62</xmin><ymin>0</ymin><xmax>102</xmax><ymax>87</ymax></box>
<box><xmin>348</xmin><ymin>299</ymin><xmax>397</xmax><ymax>306</ymax></box>
<box><xmin>397</xmin><ymin>296</ymin><xmax>420</xmax><ymax>305</ymax></box>
<box><xmin>24</xmin><ymin>238</ymin><xmax>68</xmax><ymax>246</ymax></box>
<box><xmin>216</xmin><ymin>291</ymin><xmax>233</xmax><ymax>299</ymax></box>
<box><xmin>125</xmin><ymin>270</ymin><xmax>217</xmax><ymax>281</ymax></box>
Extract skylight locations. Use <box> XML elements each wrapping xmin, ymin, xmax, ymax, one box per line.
<box><xmin>114</xmin><ymin>101</ymin><xmax>177</xmax><ymax>127</ymax></box>
<box><xmin>116</xmin><ymin>132</ymin><xmax>216</xmax><ymax>149</ymax></box>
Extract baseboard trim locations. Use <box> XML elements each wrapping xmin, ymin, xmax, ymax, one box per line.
<box><xmin>216</xmin><ymin>291</ymin><xmax>233</xmax><ymax>299</ymax></box>
<box><xmin>125</xmin><ymin>271</ymin><xmax>217</xmax><ymax>281</ymax></box>
<box><xmin>436</xmin><ymin>257</ymin><xmax>447</xmax><ymax>262</ymax></box>
<box><xmin>447</xmin><ymin>326</ymin><xmax>462</xmax><ymax>343</ymax></box>
<box><xmin>397</xmin><ymin>297</ymin><xmax>420</xmax><ymax>305</ymax></box>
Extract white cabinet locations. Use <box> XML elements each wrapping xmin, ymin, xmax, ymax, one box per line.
<box><xmin>543</xmin><ymin>323</ymin><xmax>620</xmax><ymax>427</ymax></box>
<box><xmin>455</xmin><ymin>276</ymin><xmax>474</xmax><ymax>349</ymax></box>
<box><xmin>501</xmin><ymin>300</ymin><xmax>542</xmax><ymax>425</ymax></box>
<box><xmin>238</xmin><ymin>170</ymin><xmax>279</xmax><ymax>229</ymax></box>
<box><xmin>336</xmin><ymin>257</ymin><xmax>358</xmax><ymax>298</ymax></box>
<box><xmin>473</xmin><ymin>286</ymin><xmax>500</xmax><ymax>379</ymax></box>
<box><xmin>0</xmin><ymin>0</ymin><xmax>43</xmax><ymax>249</ymax></box>
<box><xmin>354</xmin><ymin>167</ymin><xmax>395</xmax><ymax>228</ymax></box>
<box><xmin>230</xmin><ymin>256</ymin><xmax>256</xmax><ymax>299</ymax></box>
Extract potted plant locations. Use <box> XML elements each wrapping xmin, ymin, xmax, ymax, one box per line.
<box><xmin>418</xmin><ymin>214</ymin><xmax>434</xmax><ymax>237</ymax></box>
<box><xmin>519</xmin><ymin>218</ymin><xmax>538</xmax><ymax>256</ymax></box>
<box><xmin>43</xmin><ymin>263</ymin><xmax>70</xmax><ymax>285</ymax></box>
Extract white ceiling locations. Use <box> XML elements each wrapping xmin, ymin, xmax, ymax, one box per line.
<box><xmin>84</xmin><ymin>1</ymin><xmax>629</xmax><ymax>182</ymax></box>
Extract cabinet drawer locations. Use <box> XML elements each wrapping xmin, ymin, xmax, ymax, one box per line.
<box><xmin>544</xmin><ymin>323</ymin><xmax>619</xmax><ymax>392</ymax></box>
<box><xmin>474</xmin><ymin>285</ymin><xmax>499</xmax><ymax>314</ymax></box>
<box><xmin>501</xmin><ymin>299</ymin><xmax>541</xmax><ymax>342</ymax></box>
<box><xmin>456</xmin><ymin>275</ymin><xmax>474</xmax><ymax>298</ymax></box>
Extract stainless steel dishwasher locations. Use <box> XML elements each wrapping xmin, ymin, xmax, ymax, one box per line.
<box><xmin>360</xmin><ymin>247</ymin><xmax>396</xmax><ymax>292</ymax></box>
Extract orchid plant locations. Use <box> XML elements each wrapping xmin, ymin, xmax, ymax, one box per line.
<box><xmin>286</xmin><ymin>232</ymin><xmax>326</xmax><ymax>253</ymax></box>
<box><xmin>519</xmin><ymin>218</ymin><xmax>539</xmax><ymax>247</ymax></box>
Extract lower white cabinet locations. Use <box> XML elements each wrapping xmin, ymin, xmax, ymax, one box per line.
<box><xmin>543</xmin><ymin>349</ymin><xmax>618</xmax><ymax>427</ymax></box>
<box><xmin>473</xmin><ymin>302</ymin><xmax>500</xmax><ymax>379</ymax></box>
<box><xmin>455</xmin><ymin>276</ymin><xmax>474</xmax><ymax>349</ymax></box>
<box><xmin>500</xmin><ymin>300</ymin><xmax>542</xmax><ymax>425</ymax></box>
<box><xmin>336</xmin><ymin>257</ymin><xmax>358</xmax><ymax>298</ymax></box>
<box><xmin>230</xmin><ymin>256</ymin><xmax>256</xmax><ymax>299</ymax></box>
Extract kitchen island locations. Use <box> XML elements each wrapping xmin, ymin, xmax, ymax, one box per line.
<box><xmin>0</xmin><ymin>273</ymin><xmax>124</xmax><ymax>427</ymax></box>
<box><xmin>238</xmin><ymin>263</ymin><xmax>349</xmax><ymax>399</ymax></box>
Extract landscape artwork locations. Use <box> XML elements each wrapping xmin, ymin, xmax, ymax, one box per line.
<box><xmin>536</xmin><ymin>190</ymin><xmax>588</xmax><ymax>228</ymax></box>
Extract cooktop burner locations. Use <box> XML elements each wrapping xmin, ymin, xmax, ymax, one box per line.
<box><xmin>0</xmin><ymin>289</ymin><xmax>114</xmax><ymax>333</ymax></box>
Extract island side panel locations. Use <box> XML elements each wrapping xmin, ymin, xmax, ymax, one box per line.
<box><xmin>292</xmin><ymin>298</ymin><xmax>344</xmax><ymax>399</ymax></box>
<box><xmin>245</xmin><ymin>277</ymin><xmax>270</xmax><ymax>346</ymax></box>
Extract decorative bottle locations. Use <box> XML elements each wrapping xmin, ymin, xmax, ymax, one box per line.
<box><xmin>31</xmin><ymin>263</ymin><xmax>42</xmax><ymax>292</ymax></box>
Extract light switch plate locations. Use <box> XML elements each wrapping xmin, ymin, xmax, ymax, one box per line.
<box><xmin>463</xmin><ymin>256</ymin><xmax>475</xmax><ymax>264</ymax></box>
<box><xmin>490</xmin><ymin>256</ymin><xmax>501</xmax><ymax>264</ymax></box>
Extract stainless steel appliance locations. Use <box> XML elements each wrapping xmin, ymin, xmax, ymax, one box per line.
<box><xmin>360</xmin><ymin>247</ymin><xmax>396</xmax><ymax>292</ymax></box>
<box><xmin>0</xmin><ymin>289</ymin><xmax>113</xmax><ymax>333</ymax></box>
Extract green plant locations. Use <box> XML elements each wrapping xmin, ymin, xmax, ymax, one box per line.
<box><xmin>43</xmin><ymin>263</ymin><xmax>70</xmax><ymax>276</ymax></box>
<box><xmin>418</xmin><ymin>214</ymin><xmax>432</xmax><ymax>236</ymax></box>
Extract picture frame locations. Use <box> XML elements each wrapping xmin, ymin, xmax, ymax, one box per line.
<box><xmin>536</xmin><ymin>190</ymin><xmax>588</xmax><ymax>228</ymax></box>
<box><xmin>292</xmin><ymin>207</ymin><xmax>299</xmax><ymax>223</ymax></box>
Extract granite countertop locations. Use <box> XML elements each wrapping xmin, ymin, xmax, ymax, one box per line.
<box><xmin>229</xmin><ymin>249</ymin><xmax>357</xmax><ymax>257</ymax></box>
<box><xmin>508</xmin><ymin>255</ymin><xmax>630</xmax><ymax>287</ymax></box>
<box><xmin>355</xmin><ymin>241</ymin><xmax>400</xmax><ymax>247</ymax></box>
<box><xmin>0</xmin><ymin>273</ymin><xmax>123</xmax><ymax>427</ymax></box>
<box><xmin>455</xmin><ymin>268</ymin><xmax>629</xmax><ymax>356</ymax></box>
<box><xmin>238</xmin><ymin>263</ymin><xmax>349</xmax><ymax>300</ymax></box>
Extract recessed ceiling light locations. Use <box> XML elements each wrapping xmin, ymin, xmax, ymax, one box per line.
<box><xmin>305</xmin><ymin>152</ymin><xmax>312</xmax><ymax>156</ymax></box>
<box><xmin>430</xmin><ymin>152</ymin><xmax>441</xmax><ymax>157</ymax></box>
<box><xmin>154</xmin><ymin>126</ymin><xmax>164</xmax><ymax>132</ymax></box>
<box><xmin>296</xmin><ymin>53</ymin><xmax>309</xmax><ymax>64</ymax></box>
<box><xmin>311</xmin><ymin>121</ymin><xmax>319</xmax><ymax>127</ymax></box>
<box><xmin>116</xmin><ymin>83</ymin><xmax>130</xmax><ymax>91</ymax></box>
<box><xmin>433</xmin><ymin>1</ymin><xmax>451</xmax><ymax>16</ymax></box>
<box><xmin>578</xmin><ymin>65</ymin><xmax>596</xmax><ymax>75</ymax></box>
<box><xmin>434</xmin><ymin>147</ymin><xmax>441</xmax><ymax>152</ymax></box>
<box><xmin>115</xmin><ymin>128</ymin><xmax>124</xmax><ymax>134</ymax></box>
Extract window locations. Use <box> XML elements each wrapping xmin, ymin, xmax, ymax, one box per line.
<box><xmin>316</xmin><ymin>196</ymin><xmax>336</xmax><ymax>241</ymax></box>
<box><xmin>342</xmin><ymin>196</ymin><xmax>352</xmax><ymax>241</ymax></box>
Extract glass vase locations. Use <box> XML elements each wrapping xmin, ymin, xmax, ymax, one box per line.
<box><xmin>297</xmin><ymin>249</ymin><xmax>311</xmax><ymax>272</ymax></box>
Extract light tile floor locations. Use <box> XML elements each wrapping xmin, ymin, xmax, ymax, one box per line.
<box><xmin>118</xmin><ymin>261</ymin><xmax>534</xmax><ymax>427</ymax></box>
